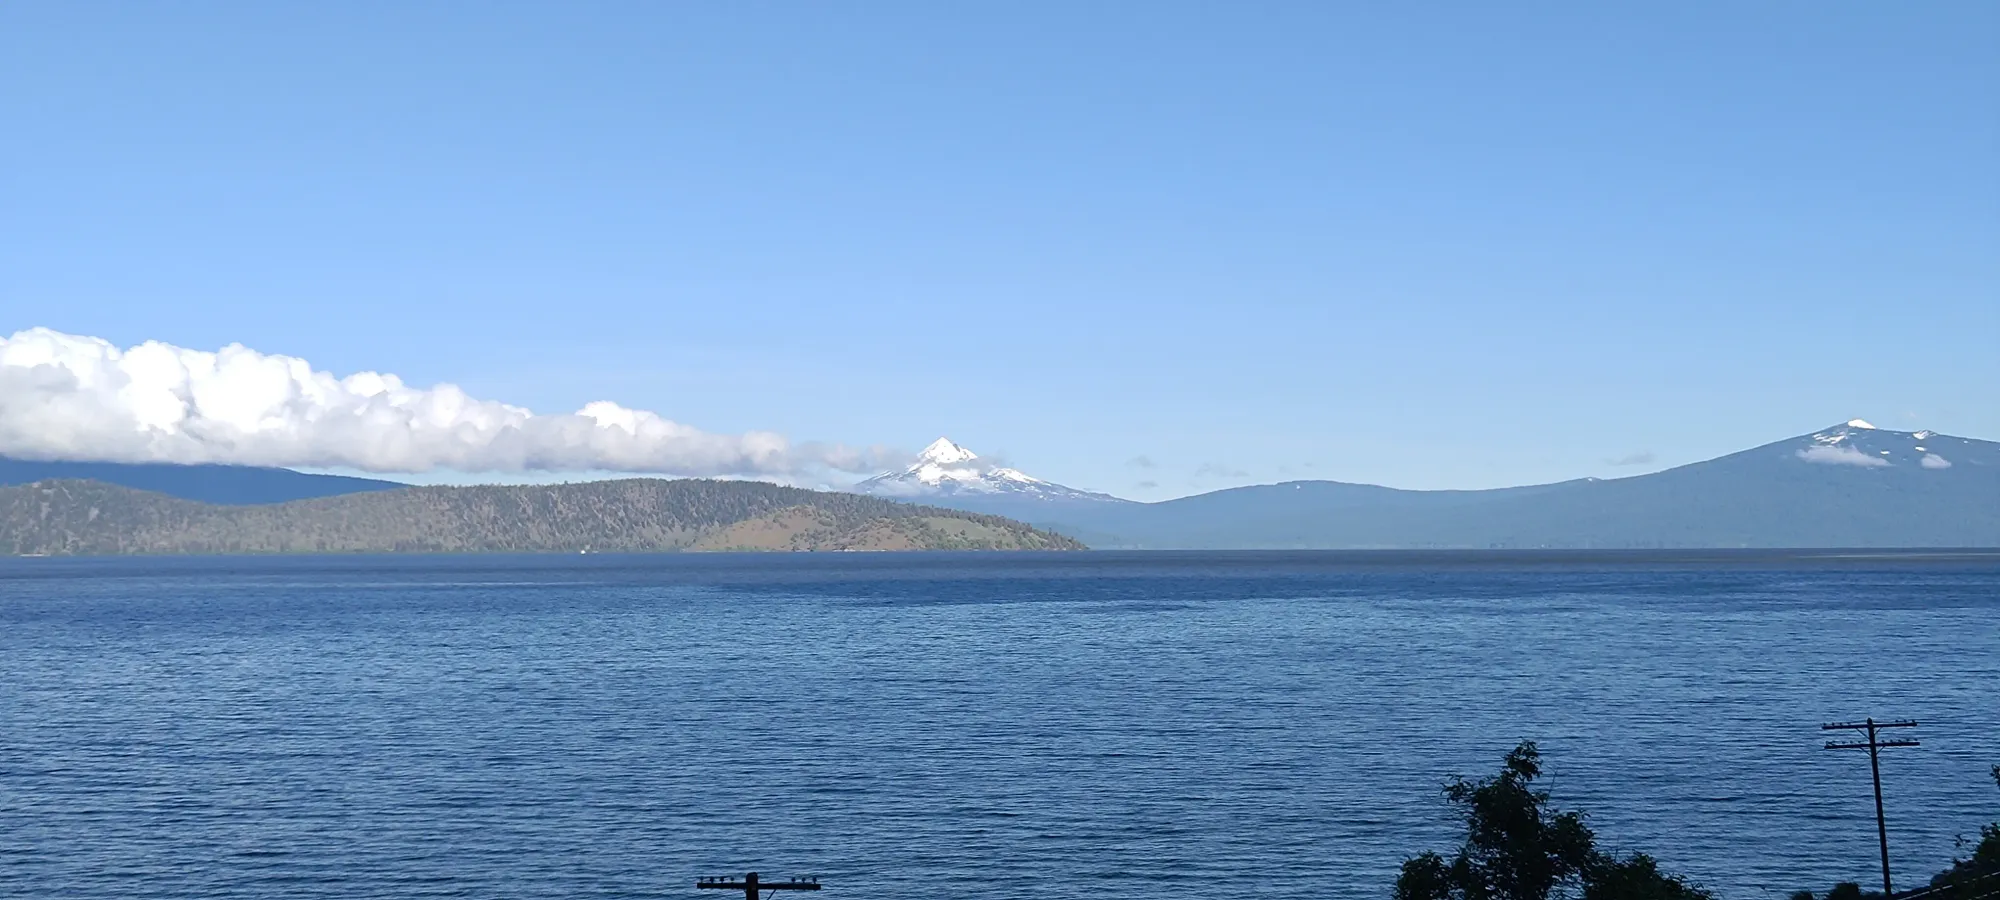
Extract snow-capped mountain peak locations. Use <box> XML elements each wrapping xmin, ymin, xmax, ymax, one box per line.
<box><xmin>916</xmin><ymin>437</ymin><xmax>979</xmax><ymax>466</ymax></box>
<box><xmin>1793</xmin><ymin>421</ymin><xmax>1995</xmax><ymax>470</ymax></box>
<box><xmin>853</xmin><ymin>437</ymin><xmax>1128</xmax><ymax>505</ymax></box>
<box><xmin>1810</xmin><ymin>419</ymin><xmax>1894</xmax><ymax>446</ymax></box>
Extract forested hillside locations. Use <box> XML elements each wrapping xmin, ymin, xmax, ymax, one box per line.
<box><xmin>0</xmin><ymin>479</ymin><xmax>1085</xmax><ymax>555</ymax></box>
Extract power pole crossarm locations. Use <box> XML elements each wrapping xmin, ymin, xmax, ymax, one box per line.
<box><xmin>1825</xmin><ymin>739</ymin><xmax>1919</xmax><ymax>750</ymax></box>
<box><xmin>698</xmin><ymin>872</ymin><xmax>822</xmax><ymax>900</ymax></box>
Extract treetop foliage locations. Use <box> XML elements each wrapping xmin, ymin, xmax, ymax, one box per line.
<box><xmin>1395</xmin><ymin>741</ymin><xmax>1710</xmax><ymax>900</ymax></box>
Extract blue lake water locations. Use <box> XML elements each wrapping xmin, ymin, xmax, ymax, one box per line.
<box><xmin>2</xmin><ymin>551</ymin><xmax>1997</xmax><ymax>900</ymax></box>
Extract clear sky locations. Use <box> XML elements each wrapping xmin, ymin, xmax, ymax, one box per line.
<box><xmin>4</xmin><ymin>2</ymin><xmax>1995</xmax><ymax>499</ymax></box>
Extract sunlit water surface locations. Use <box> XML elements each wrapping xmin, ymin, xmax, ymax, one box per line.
<box><xmin>3</xmin><ymin>552</ymin><xmax>1996</xmax><ymax>900</ymax></box>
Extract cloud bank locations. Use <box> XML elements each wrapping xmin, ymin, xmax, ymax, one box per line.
<box><xmin>1795</xmin><ymin>445</ymin><xmax>1890</xmax><ymax>467</ymax></box>
<box><xmin>0</xmin><ymin>328</ymin><xmax>890</xmax><ymax>476</ymax></box>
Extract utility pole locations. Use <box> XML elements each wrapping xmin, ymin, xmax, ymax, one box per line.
<box><xmin>1823</xmin><ymin>718</ymin><xmax>1919</xmax><ymax>896</ymax></box>
<box><xmin>698</xmin><ymin>872</ymin><xmax>821</xmax><ymax>900</ymax></box>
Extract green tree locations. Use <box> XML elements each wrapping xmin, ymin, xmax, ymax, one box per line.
<box><xmin>1795</xmin><ymin>764</ymin><xmax>1998</xmax><ymax>900</ymax></box>
<box><xmin>1583</xmin><ymin>853</ymin><xmax>1713</xmax><ymax>900</ymax></box>
<box><xmin>1921</xmin><ymin>765</ymin><xmax>2000</xmax><ymax>900</ymax></box>
<box><xmin>1396</xmin><ymin>741</ymin><xmax>1711</xmax><ymax>900</ymax></box>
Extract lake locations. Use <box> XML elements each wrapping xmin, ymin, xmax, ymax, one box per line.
<box><xmin>2</xmin><ymin>551</ymin><xmax>1996</xmax><ymax>900</ymax></box>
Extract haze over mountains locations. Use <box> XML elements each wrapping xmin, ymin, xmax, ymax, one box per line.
<box><xmin>0</xmin><ymin>457</ymin><xmax>403</xmax><ymax>505</ymax></box>
<box><xmin>4</xmin><ymin>421</ymin><xmax>1995</xmax><ymax>551</ymax></box>
<box><xmin>848</xmin><ymin>423</ymin><xmax>2000</xmax><ymax>549</ymax></box>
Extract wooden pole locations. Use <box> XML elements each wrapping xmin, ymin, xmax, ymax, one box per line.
<box><xmin>1824</xmin><ymin>718</ymin><xmax>1919</xmax><ymax>896</ymax></box>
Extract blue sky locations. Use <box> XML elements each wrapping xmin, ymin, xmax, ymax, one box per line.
<box><xmin>4</xmin><ymin>2</ymin><xmax>1995</xmax><ymax>499</ymax></box>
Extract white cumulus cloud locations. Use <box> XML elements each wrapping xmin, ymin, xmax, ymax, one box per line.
<box><xmin>0</xmin><ymin>327</ymin><xmax>891</xmax><ymax>476</ymax></box>
<box><xmin>1795</xmin><ymin>445</ymin><xmax>1890</xmax><ymax>467</ymax></box>
<box><xmin>1921</xmin><ymin>453</ymin><xmax>1952</xmax><ymax>469</ymax></box>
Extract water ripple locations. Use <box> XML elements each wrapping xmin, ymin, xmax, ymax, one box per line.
<box><xmin>1</xmin><ymin>552</ymin><xmax>1996</xmax><ymax>900</ymax></box>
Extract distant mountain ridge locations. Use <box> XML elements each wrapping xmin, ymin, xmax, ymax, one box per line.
<box><xmin>896</xmin><ymin>422</ymin><xmax>2000</xmax><ymax>549</ymax></box>
<box><xmin>0</xmin><ymin>479</ymin><xmax>1085</xmax><ymax>555</ymax></box>
<box><xmin>10</xmin><ymin>421</ymin><xmax>1994</xmax><ymax>551</ymax></box>
<box><xmin>0</xmin><ymin>457</ymin><xmax>405</xmax><ymax>505</ymax></box>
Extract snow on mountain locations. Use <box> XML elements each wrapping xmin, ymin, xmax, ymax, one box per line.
<box><xmin>853</xmin><ymin>438</ymin><xmax>1127</xmax><ymax>503</ymax></box>
<box><xmin>1791</xmin><ymin>420</ymin><xmax>1996</xmax><ymax>470</ymax></box>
